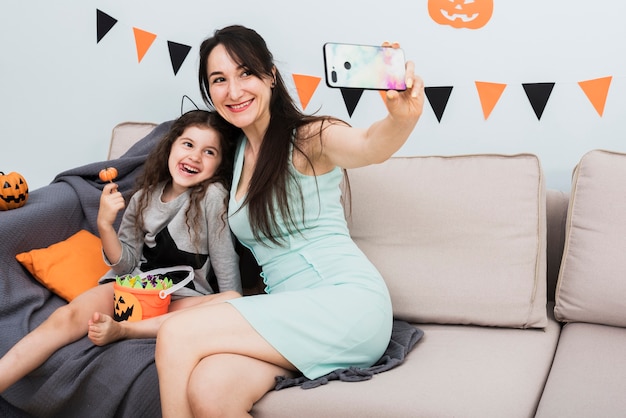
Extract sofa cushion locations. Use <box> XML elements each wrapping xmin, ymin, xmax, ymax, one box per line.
<box><xmin>345</xmin><ymin>154</ymin><xmax>547</xmax><ymax>328</ymax></box>
<box><xmin>15</xmin><ymin>229</ymin><xmax>108</xmax><ymax>302</ymax></box>
<box><xmin>535</xmin><ymin>322</ymin><xmax>626</xmax><ymax>418</ymax></box>
<box><xmin>554</xmin><ymin>149</ymin><xmax>626</xmax><ymax>327</ymax></box>
<box><xmin>254</xmin><ymin>314</ymin><xmax>560</xmax><ymax>418</ymax></box>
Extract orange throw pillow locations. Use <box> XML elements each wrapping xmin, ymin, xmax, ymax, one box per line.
<box><xmin>16</xmin><ymin>230</ymin><xmax>110</xmax><ymax>302</ymax></box>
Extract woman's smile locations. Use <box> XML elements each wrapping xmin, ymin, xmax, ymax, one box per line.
<box><xmin>228</xmin><ymin>99</ymin><xmax>253</xmax><ymax>112</ymax></box>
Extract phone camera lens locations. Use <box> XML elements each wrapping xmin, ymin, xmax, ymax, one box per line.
<box><xmin>344</xmin><ymin>61</ymin><xmax>351</xmax><ymax>70</ymax></box>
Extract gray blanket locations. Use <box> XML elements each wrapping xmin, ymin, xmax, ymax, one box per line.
<box><xmin>53</xmin><ymin>121</ymin><xmax>174</xmax><ymax>234</ymax></box>
<box><xmin>275</xmin><ymin>320</ymin><xmax>423</xmax><ymax>390</ymax></box>
<box><xmin>0</xmin><ymin>121</ymin><xmax>172</xmax><ymax>418</ymax></box>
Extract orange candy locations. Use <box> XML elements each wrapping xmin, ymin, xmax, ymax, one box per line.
<box><xmin>99</xmin><ymin>167</ymin><xmax>118</xmax><ymax>182</ymax></box>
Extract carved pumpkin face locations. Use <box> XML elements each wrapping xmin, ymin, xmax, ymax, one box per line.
<box><xmin>0</xmin><ymin>171</ymin><xmax>29</xmax><ymax>211</ymax></box>
<box><xmin>114</xmin><ymin>288</ymin><xmax>143</xmax><ymax>322</ymax></box>
<box><xmin>428</xmin><ymin>0</ymin><xmax>494</xmax><ymax>29</ymax></box>
<box><xmin>113</xmin><ymin>283</ymin><xmax>170</xmax><ymax>322</ymax></box>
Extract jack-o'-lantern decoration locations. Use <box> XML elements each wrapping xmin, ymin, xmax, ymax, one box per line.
<box><xmin>0</xmin><ymin>171</ymin><xmax>29</xmax><ymax>211</ymax></box>
<box><xmin>428</xmin><ymin>0</ymin><xmax>494</xmax><ymax>29</ymax></box>
<box><xmin>114</xmin><ymin>287</ymin><xmax>143</xmax><ymax>322</ymax></box>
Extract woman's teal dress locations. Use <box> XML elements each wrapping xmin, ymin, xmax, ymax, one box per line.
<box><xmin>226</xmin><ymin>137</ymin><xmax>393</xmax><ymax>379</ymax></box>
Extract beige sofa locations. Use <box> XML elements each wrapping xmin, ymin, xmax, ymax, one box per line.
<box><xmin>111</xmin><ymin>123</ymin><xmax>626</xmax><ymax>418</ymax></box>
<box><xmin>2</xmin><ymin>121</ymin><xmax>626</xmax><ymax>417</ymax></box>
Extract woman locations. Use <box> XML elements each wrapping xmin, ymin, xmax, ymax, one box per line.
<box><xmin>155</xmin><ymin>24</ymin><xmax>424</xmax><ymax>417</ymax></box>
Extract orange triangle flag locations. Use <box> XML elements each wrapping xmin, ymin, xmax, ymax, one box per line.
<box><xmin>578</xmin><ymin>76</ymin><xmax>612</xmax><ymax>116</ymax></box>
<box><xmin>292</xmin><ymin>74</ymin><xmax>321</xmax><ymax>110</ymax></box>
<box><xmin>475</xmin><ymin>81</ymin><xmax>507</xmax><ymax>120</ymax></box>
<box><xmin>133</xmin><ymin>27</ymin><xmax>157</xmax><ymax>63</ymax></box>
<box><xmin>378</xmin><ymin>90</ymin><xmax>387</xmax><ymax>104</ymax></box>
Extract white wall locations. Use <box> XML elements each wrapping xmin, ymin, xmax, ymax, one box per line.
<box><xmin>2</xmin><ymin>0</ymin><xmax>626</xmax><ymax>192</ymax></box>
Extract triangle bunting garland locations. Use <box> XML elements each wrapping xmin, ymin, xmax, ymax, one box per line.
<box><xmin>339</xmin><ymin>89</ymin><xmax>365</xmax><ymax>117</ymax></box>
<box><xmin>96</xmin><ymin>9</ymin><xmax>117</xmax><ymax>43</ymax></box>
<box><xmin>292</xmin><ymin>74</ymin><xmax>321</xmax><ymax>110</ymax></box>
<box><xmin>94</xmin><ymin>9</ymin><xmax>616</xmax><ymax>120</ymax></box>
<box><xmin>578</xmin><ymin>76</ymin><xmax>612</xmax><ymax>117</ymax></box>
<box><xmin>522</xmin><ymin>83</ymin><xmax>555</xmax><ymax>120</ymax></box>
<box><xmin>167</xmin><ymin>41</ymin><xmax>192</xmax><ymax>76</ymax></box>
<box><xmin>475</xmin><ymin>81</ymin><xmax>507</xmax><ymax>120</ymax></box>
<box><xmin>97</xmin><ymin>9</ymin><xmax>190</xmax><ymax>75</ymax></box>
<box><xmin>133</xmin><ymin>27</ymin><xmax>157</xmax><ymax>63</ymax></box>
<box><xmin>425</xmin><ymin>86</ymin><xmax>454</xmax><ymax>122</ymax></box>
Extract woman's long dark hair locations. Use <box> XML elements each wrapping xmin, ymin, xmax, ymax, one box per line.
<box><xmin>199</xmin><ymin>25</ymin><xmax>346</xmax><ymax>245</ymax></box>
<box><xmin>133</xmin><ymin>110</ymin><xmax>240</xmax><ymax>248</ymax></box>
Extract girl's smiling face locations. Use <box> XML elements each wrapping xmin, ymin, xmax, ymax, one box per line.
<box><xmin>167</xmin><ymin>125</ymin><xmax>222</xmax><ymax>196</ymax></box>
<box><xmin>205</xmin><ymin>44</ymin><xmax>274</xmax><ymax>136</ymax></box>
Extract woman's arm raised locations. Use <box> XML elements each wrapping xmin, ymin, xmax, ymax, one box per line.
<box><xmin>318</xmin><ymin>60</ymin><xmax>424</xmax><ymax>171</ymax></box>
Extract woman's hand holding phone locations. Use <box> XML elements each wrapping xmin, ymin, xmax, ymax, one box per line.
<box><xmin>323</xmin><ymin>42</ymin><xmax>407</xmax><ymax>91</ymax></box>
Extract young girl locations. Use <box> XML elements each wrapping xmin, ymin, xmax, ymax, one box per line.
<box><xmin>0</xmin><ymin>109</ymin><xmax>242</xmax><ymax>393</ymax></box>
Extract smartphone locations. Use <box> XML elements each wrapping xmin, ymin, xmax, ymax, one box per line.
<box><xmin>323</xmin><ymin>42</ymin><xmax>406</xmax><ymax>91</ymax></box>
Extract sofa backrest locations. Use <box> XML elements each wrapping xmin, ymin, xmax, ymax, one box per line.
<box><xmin>554</xmin><ymin>149</ymin><xmax>626</xmax><ymax>328</ymax></box>
<box><xmin>108</xmin><ymin>122</ymin><xmax>569</xmax><ymax>324</ymax></box>
<box><xmin>107</xmin><ymin>121</ymin><xmax>158</xmax><ymax>160</ymax></box>
<box><xmin>344</xmin><ymin>154</ymin><xmax>549</xmax><ymax>329</ymax></box>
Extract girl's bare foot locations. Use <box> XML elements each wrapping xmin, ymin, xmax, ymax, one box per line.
<box><xmin>88</xmin><ymin>312</ymin><xmax>126</xmax><ymax>346</ymax></box>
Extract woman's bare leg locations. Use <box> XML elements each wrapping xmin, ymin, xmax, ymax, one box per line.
<box><xmin>188</xmin><ymin>353</ymin><xmax>293</xmax><ymax>417</ymax></box>
<box><xmin>0</xmin><ymin>283</ymin><xmax>114</xmax><ymax>392</ymax></box>
<box><xmin>87</xmin><ymin>290</ymin><xmax>241</xmax><ymax>346</ymax></box>
<box><xmin>155</xmin><ymin>301</ymin><xmax>296</xmax><ymax>418</ymax></box>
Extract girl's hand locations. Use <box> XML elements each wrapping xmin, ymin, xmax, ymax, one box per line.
<box><xmin>97</xmin><ymin>182</ymin><xmax>125</xmax><ymax>229</ymax></box>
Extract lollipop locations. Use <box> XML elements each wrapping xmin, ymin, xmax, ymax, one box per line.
<box><xmin>99</xmin><ymin>167</ymin><xmax>118</xmax><ymax>183</ymax></box>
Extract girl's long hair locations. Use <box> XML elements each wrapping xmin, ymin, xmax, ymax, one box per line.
<box><xmin>132</xmin><ymin>110</ymin><xmax>240</xmax><ymax>248</ymax></box>
<box><xmin>199</xmin><ymin>25</ymin><xmax>346</xmax><ymax>246</ymax></box>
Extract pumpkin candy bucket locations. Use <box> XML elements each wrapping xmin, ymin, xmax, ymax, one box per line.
<box><xmin>113</xmin><ymin>266</ymin><xmax>194</xmax><ymax>322</ymax></box>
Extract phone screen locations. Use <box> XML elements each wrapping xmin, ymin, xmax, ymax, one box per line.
<box><xmin>323</xmin><ymin>43</ymin><xmax>406</xmax><ymax>91</ymax></box>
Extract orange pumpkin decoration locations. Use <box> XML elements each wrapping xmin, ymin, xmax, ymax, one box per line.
<box><xmin>0</xmin><ymin>171</ymin><xmax>29</xmax><ymax>211</ymax></box>
<box><xmin>428</xmin><ymin>0</ymin><xmax>493</xmax><ymax>29</ymax></box>
<box><xmin>99</xmin><ymin>167</ymin><xmax>118</xmax><ymax>183</ymax></box>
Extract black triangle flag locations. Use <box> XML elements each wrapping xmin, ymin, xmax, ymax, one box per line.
<box><xmin>340</xmin><ymin>88</ymin><xmax>364</xmax><ymax>117</ymax></box>
<box><xmin>522</xmin><ymin>82</ymin><xmax>555</xmax><ymax>120</ymax></box>
<box><xmin>425</xmin><ymin>86</ymin><xmax>453</xmax><ymax>123</ymax></box>
<box><xmin>168</xmin><ymin>41</ymin><xmax>192</xmax><ymax>76</ymax></box>
<box><xmin>96</xmin><ymin>9</ymin><xmax>118</xmax><ymax>43</ymax></box>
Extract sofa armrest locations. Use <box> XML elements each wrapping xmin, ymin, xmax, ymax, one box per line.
<box><xmin>0</xmin><ymin>182</ymin><xmax>86</xmax><ymax>415</ymax></box>
<box><xmin>0</xmin><ymin>182</ymin><xmax>85</xmax><ymax>336</ymax></box>
<box><xmin>0</xmin><ymin>182</ymin><xmax>85</xmax><ymax>255</ymax></box>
